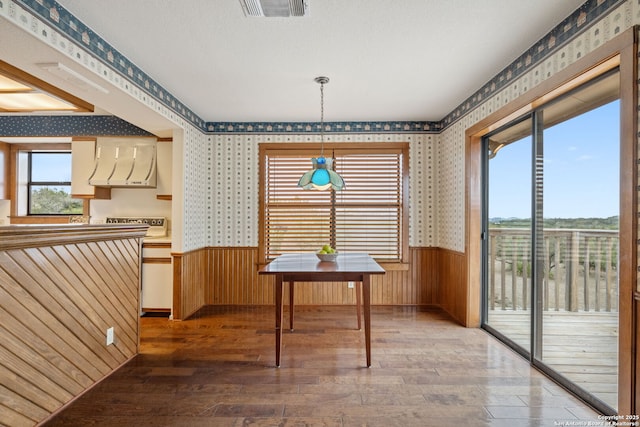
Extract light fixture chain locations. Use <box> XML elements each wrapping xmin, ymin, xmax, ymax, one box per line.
<box><xmin>320</xmin><ymin>80</ymin><xmax>325</xmax><ymax>155</ymax></box>
<box><xmin>298</xmin><ymin>76</ymin><xmax>343</xmax><ymax>191</ymax></box>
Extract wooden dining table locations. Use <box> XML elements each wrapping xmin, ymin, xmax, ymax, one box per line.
<box><xmin>258</xmin><ymin>252</ymin><xmax>385</xmax><ymax>367</ymax></box>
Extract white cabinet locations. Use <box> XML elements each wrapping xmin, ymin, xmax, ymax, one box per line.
<box><xmin>71</xmin><ymin>140</ymin><xmax>110</xmax><ymax>199</ymax></box>
<box><xmin>141</xmin><ymin>242</ymin><xmax>172</xmax><ymax>313</ymax></box>
<box><xmin>156</xmin><ymin>140</ymin><xmax>172</xmax><ymax>200</ymax></box>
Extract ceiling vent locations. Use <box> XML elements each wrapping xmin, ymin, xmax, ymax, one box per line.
<box><xmin>240</xmin><ymin>0</ymin><xmax>307</xmax><ymax>17</ymax></box>
<box><xmin>39</xmin><ymin>62</ymin><xmax>108</xmax><ymax>94</ymax></box>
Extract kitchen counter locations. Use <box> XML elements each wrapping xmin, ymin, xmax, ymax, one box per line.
<box><xmin>143</xmin><ymin>233</ymin><xmax>171</xmax><ymax>244</ymax></box>
<box><xmin>0</xmin><ymin>223</ymin><xmax>148</xmax><ymax>250</ymax></box>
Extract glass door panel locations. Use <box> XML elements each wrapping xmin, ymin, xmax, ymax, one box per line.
<box><xmin>538</xmin><ymin>98</ymin><xmax>619</xmax><ymax>410</ymax></box>
<box><xmin>485</xmin><ymin>116</ymin><xmax>533</xmax><ymax>353</ymax></box>
<box><xmin>483</xmin><ymin>69</ymin><xmax>620</xmax><ymax>414</ymax></box>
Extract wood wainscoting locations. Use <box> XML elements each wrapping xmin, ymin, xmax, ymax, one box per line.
<box><xmin>172</xmin><ymin>248</ymin><xmax>208</xmax><ymax>320</ymax></box>
<box><xmin>172</xmin><ymin>247</ymin><xmax>469</xmax><ymax>325</ymax></box>
<box><xmin>0</xmin><ymin>224</ymin><xmax>146</xmax><ymax>427</ymax></box>
<box><xmin>437</xmin><ymin>248</ymin><xmax>468</xmax><ymax>326</ymax></box>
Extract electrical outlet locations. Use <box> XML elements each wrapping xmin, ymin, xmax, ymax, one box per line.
<box><xmin>106</xmin><ymin>327</ymin><xmax>114</xmax><ymax>346</ymax></box>
<box><xmin>348</xmin><ymin>281</ymin><xmax>355</xmax><ymax>289</ymax></box>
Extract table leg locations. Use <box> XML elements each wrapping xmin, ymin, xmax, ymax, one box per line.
<box><xmin>275</xmin><ymin>274</ymin><xmax>284</xmax><ymax>368</ymax></box>
<box><xmin>289</xmin><ymin>281</ymin><xmax>294</xmax><ymax>331</ymax></box>
<box><xmin>355</xmin><ymin>281</ymin><xmax>362</xmax><ymax>330</ymax></box>
<box><xmin>363</xmin><ymin>274</ymin><xmax>371</xmax><ymax>368</ymax></box>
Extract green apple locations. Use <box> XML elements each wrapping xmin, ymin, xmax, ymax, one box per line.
<box><xmin>322</xmin><ymin>244</ymin><xmax>332</xmax><ymax>252</ymax></box>
<box><xmin>318</xmin><ymin>250</ymin><xmax>328</xmax><ymax>254</ymax></box>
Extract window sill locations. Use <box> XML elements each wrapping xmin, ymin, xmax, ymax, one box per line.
<box><xmin>9</xmin><ymin>216</ymin><xmax>73</xmax><ymax>225</ymax></box>
<box><xmin>378</xmin><ymin>262</ymin><xmax>409</xmax><ymax>271</ymax></box>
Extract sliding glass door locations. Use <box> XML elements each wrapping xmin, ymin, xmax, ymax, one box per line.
<box><xmin>484</xmin><ymin>116</ymin><xmax>533</xmax><ymax>354</ymax></box>
<box><xmin>538</xmin><ymin>89</ymin><xmax>620</xmax><ymax>410</ymax></box>
<box><xmin>483</xmin><ymin>70</ymin><xmax>620</xmax><ymax>413</ymax></box>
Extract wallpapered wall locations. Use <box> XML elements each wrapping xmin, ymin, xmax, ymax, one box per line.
<box><xmin>207</xmin><ymin>133</ymin><xmax>438</xmax><ymax>248</ymax></box>
<box><xmin>436</xmin><ymin>0</ymin><xmax>635</xmax><ymax>252</ymax></box>
<box><xmin>4</xmin><ymin>0</ymin><xmax>638</xmax><ymax>253</ymax></box>
<box><xmin>206</xmin><ymin>0</ymin><xmax>638</xmax><ymax>253</ymax></box>
<box><xmin>0</xmin><ymin>0</ymin><xmax>210</xmax><ymax>253</ymax></box>
<box><xmin>181</xmin><ymin>124</ymin><xmax>209</xmax><ymax>251</ymax></box>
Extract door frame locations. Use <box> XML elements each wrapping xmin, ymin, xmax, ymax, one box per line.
<box><xmin>465</xmin><ymin>27</ymin><xmax>637</xmax><ymax>414</ymax></box>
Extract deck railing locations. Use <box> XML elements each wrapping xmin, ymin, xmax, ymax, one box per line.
<box><xmin>488</xmin><ymin>228</ymin><xmax>618</xmax><ymax>312</ymax></box>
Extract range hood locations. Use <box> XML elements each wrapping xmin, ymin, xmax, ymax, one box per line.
<box><xmin>88</xmin><ymin>137</ymin><xmax>157</xmax><ymax>187</ymax></box>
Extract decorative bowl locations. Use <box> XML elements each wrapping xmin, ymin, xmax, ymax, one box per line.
<box><xmin>316</xmin><ymin>252</ymin><xmax>338</xmax><ymax>262</ymax></box>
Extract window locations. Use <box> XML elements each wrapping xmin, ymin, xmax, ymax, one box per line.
<box><xmin>259</xmin><ymin>142</ymin><xmax>409</xmax><ymax>263</ymax></box>
<box><xmin>26</xmin><ymin>151</ymin><xmax>83</xmax><ymax>215</ymax></box>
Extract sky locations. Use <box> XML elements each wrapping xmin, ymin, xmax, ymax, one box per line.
<box><xmin>31</xmin><ymin>152</ymin><xmax>73</xmax><ymax>183</ymax></box>
<box><xmin>488</xmin><ymin>99</ymin><xmax>620</xmax><ymax>219</ymax></box>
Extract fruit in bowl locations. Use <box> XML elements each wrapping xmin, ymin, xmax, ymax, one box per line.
<box><xmin>316</xmin><ymin>245</ymin><xmax>338</xmax><ymax>262</ymax></box>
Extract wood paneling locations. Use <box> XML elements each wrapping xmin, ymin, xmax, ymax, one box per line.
<box><xmin>436</xmin><ymin>248</ymin><xmax>468</xmax><ymax>326</ymax></box>
<box><xmin>208</xmin><ymin>247</ymin><xmax>260</xmax><ymax>305</ymax></box>
<box><xmin>171</xmin><ymin>247</ymin><xmax>444</xmax><ymax>321</ymax></box>
<box><xmin>172</xmin><ymin>248</ymin><xmax>208</xmax><ymax>320</ymax></box>
<box><xmin>0</xmin><ymin>224</ymin><xmax>145</xmax><ymax>427</ymax></box>
<box><xmin>172</xmin><ymin>247</ymin><xmax>470</xmax><ymax>325</ymax></box>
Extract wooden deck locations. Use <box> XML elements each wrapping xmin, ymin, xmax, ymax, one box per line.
<box><xmin>487</xmin><ymin>309</ymin><xmax>618</xmax><ymax>409</ymax></box>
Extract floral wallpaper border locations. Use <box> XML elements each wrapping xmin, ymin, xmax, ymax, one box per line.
<box><xmin>11</xmin><ymin>0</ymin><xmax>623</xmax><ymax>135</ymax></box>
<box><xmin>206</xmin><ymin>121</ymin><xmax>440</xmax><ymax>134</ymax></box>
<box><xmin>0</xmin><ymin>115</ymin><xmax>151</xmax><ymax>136</ymax></box>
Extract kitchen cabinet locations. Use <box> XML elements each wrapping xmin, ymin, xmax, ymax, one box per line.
<box><xmin>156</xmin><ymin>140</ymin><xmax>172</xmax><ymax>200</ymax></box>
<box><xmin>142</xmin><ymin>241</ymin><xmax>172</xmax><ymax>314</ymax></box>
<box><xmin>71</xmin><ymin>140</ymin><xmax>110</xmax><ymax>199</ymax></box>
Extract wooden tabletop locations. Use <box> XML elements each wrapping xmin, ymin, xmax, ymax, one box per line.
<box><xmin>259</xmin><ymin>252</ymin><xmax>384</xmax><ymax>368</ymax></box>
<box><xmin>258</xmin><ymin>252</ymin><xmax>386</xmax><ymax>275</ymax></box>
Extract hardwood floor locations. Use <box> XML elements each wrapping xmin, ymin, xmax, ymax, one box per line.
<box><xmin>43</xmin><ymin>305</ymin><xmax>602</xmax><ymax>426</ymax></box>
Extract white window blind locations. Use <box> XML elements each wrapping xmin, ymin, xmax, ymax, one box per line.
<box><xmin>262</xmin><ymin>144</ymin><xmax>407</xmax><ymax>262</ymax></box>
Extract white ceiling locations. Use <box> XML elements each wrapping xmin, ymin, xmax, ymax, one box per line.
<box><xmin>32</xmin><ymin>1</ymin><xmax>586</xmax><ymax>123</ymax></box>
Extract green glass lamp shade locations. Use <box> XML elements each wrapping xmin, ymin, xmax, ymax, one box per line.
<box><xmin>298</xmin><ymin>156</ymin><xmax>345</xmax><ymax>190</ymax></box>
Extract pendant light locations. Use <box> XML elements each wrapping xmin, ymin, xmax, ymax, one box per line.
<box><xmin>297</xmin><ymin>76</ymin><xmax>345</xmax><ymax>191</ymax></box>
